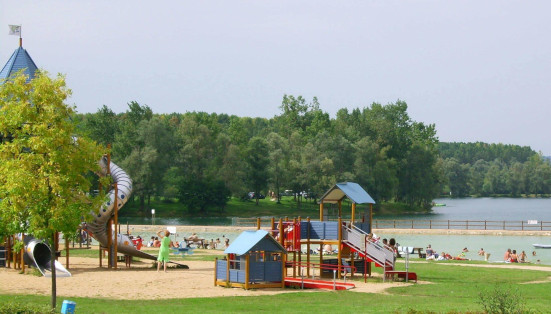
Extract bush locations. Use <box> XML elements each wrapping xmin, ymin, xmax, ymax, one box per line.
<box><xmin>0</xmin><ymin>301</ymin><xmax>53</xmax><ymax>314</ymax></box>
<box><xmin>478</xmin><ymin>285</ymin><xmax>527</xmax><ymax>314</ymax></box>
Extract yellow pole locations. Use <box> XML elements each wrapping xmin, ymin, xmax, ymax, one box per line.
<box><xmin>245</xmin><ymin>254</ymin><xmax>250</xmax><ymax>290</ymax></box>
<box><xmin>214</xmin><ymin>258</ymin><xmax>218</xmax><ymax>286</ymax></box>
<box><xmin>21</xmin><ymin>233</ymin><xmax>25</xmax><ymax>272</ymax></box>
<box><xmin>319</xmin><ymin>202</ymin><xmax>324</xmax><ymax>221</ymax></box>
<box><xmin>278</xmin><ymin>218</ymin><xmax>284</xmax><ymax>247</ymax></box>
<box><xmin>257</xmin><ymin>217</ymin><xmax>261</xmax><ymax>230</ymax></box>
<box><xmin>369</xmin><ymin>203</ymin><xmax>373</xmax><ymax>231</ymax></box>
<box><xmin>351</xmin><ymin>203</ymin><xmax>356</xmax><ymax>225</ymax></box>
<box><xmin>306</xmin><ymin>217</ymin><xmax>311</xmax><ymax>278</ymax></box>
<box><xmin>226</xmin><ymin>254</ymin><xmax>230</xmax><ymax>284</ymax></box>
<box><xmin>337</xmin><ymin>217</ymin><xmax>342</xmax><ymax>279</ymax></box>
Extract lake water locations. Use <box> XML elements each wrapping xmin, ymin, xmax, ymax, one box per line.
<box><xmin>119</xmin><ymin>198</ymin><xmax>551</xmax><ymax>265</ymax></box>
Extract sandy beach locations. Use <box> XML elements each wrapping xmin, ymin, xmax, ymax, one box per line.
<box><xmin>0</xmin><ymin>255</ymin><xmax>409</xmax><ymax>300</ymax></box>
<box><xmin>128</xmin><ymin>224</ymin><xmax>551</xmax><ymax>236</ymax></box>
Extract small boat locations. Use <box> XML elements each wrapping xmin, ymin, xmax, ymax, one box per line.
<box><xmin>533</xmin><ymin>244</ymin><xmax>551</xmax><ymax>249</ymax></box>
<box><xmin>432</xmin><ymin>203</ymin><xmax>446</xmax><ymax>207</ymax></box>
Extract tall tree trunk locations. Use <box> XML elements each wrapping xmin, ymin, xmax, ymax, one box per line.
<box><xmin>50</xmin><ymin>233</ymin><xmax>57</xmax><ymax>310</ymax></box>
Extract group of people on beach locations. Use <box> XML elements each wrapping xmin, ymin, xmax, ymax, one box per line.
<box><xmin>503</xmin><ymin>248</ymin><xmax>531</xmax><ymax>263</ymax></box>
<box><xmin>425</xmin><ymin>245</ymin><xmax>470</xmax><ymax>261</ymax></box>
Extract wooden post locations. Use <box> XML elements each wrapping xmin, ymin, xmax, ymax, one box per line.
<box><xmin>278</xmin><ymin>218</ymin><xmax>284</xmax><ymax>247</ymax></box>
<box><xmin>282</xmin><ymin>252</ymin><xmax>287</xmax><ymax>285</ymax></box>
<box><xmin>13</xmin><ymin>236</ymin><xmax>17</xmax><ymax>269</ymax></box>
<box><xmin>107</xmin><ymin>217</ymin><xmax>112</xmax><ymax>268</ymax></box>
<box><xmin>337</xmin><ymin>217</ymin><xmax>342</xmax><ymax>279</ymax></box>
<box><xmin>369</xmin><ymin>203</ymin><xmax>373</xmax><ymax>232</ymax></box>
<box><xmin>65</xmin><ymin>235</ymin><xmax>69</xmax><ymax>269</ymax></box>
<box><xmin>270</xmin><ymin>217</ymin><xmax>275</xmax><ymax>237</ymax></box>
<box><xmin>256</xmin><ymin>217</ymin><xmax>261</xmax><ymax>230</ymax></box>
<box><xmin>214</xmin><ymin>258</ymin><xmax>218</xmax><ymax>286</ymax></box>
<box><xmin>21</xmin><ymin>233</ymin><xmax>25</xmax><ymax>273</ymax></box>
<box><xmin>226</xmin><ymin>253</ymin><xmax>230</xmax><ymax>284</ymax></box>
<box><xmin>114</xmin><ymin>183</ymin><xmax>119</xmax><ymax>270</ymax></box>
<box><xmin>245</xmin><ymin>254</ymin><xmax>250</xmax><ymax>290</ymax></box>
<box><xmin>319</xmin><ymin>202</ymin><xmax>324</xmax><ymax>221</ymax></box>
<box><xmin>306</xmin><ymin>217</ymin><xmax>311</xmax><ymax>278</ymax></box>
<box><xmin>338</xmin><ymin>200</ymin><xmax>342</xmax><ymax>219</ymax></box>
<box><xmin>6</xmin><ymin>235</ymin><xmax>11</xmax><ymax>269</ymax></box>
<box><xmin>351</xmin><ymin>203</ymin><xmax>356</xmax><ymax>225</ymax></box>
<box><xmin>297</xmin><ymin>216</ymin><xmax>301</xmax><ymax>279</ymax></box>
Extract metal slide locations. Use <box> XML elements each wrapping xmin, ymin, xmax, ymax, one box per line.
<box><xmin>19</xmin><ymin>235</ymin><xmax>71</xmax><ymax>277</ymax></box>
<box><xmin>84</xmin><ymin>156</ymin><xmax>158</xmax><ymax>261</ymax></box>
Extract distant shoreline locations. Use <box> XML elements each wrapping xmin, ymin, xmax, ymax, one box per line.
<box><xmin>127</xmin><ymin>224</ymin><xmax>551</xmax><ymax>236</ymax></box>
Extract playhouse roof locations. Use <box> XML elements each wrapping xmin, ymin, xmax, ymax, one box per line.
<box><xmin>318</xmin><ymin>182</ymin><xmax>375</xmax><ymax>204</ymax></box>
<box><xmin>224</xmin><ymin>230</ymin><xmax>287</xmax><ymax>255</ymax></box>
<box><xmin>0</xmin><ymin>46</ymin><xmax>38</xmax><ymax>84</ymax></box>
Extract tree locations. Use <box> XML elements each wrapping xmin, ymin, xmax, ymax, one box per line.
<box><xmin>246</xmin><ymin>137</ymin><xmax>269</xmax><ymax>205</ymax></box>
<box><xmin>0</xmin><ymin>71</ymin><xmax>105</xmax><ymax>310</ymax></box>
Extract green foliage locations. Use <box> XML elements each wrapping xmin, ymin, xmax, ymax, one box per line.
<box><xmin>478</xmin><ymin>285</ymin><xmax>527</xmax><ymax>314</ymax></box>
<box><xmin>0</xmin><ymin>301</ymin><xmax>53</xmax><ymax>314</ymax></box>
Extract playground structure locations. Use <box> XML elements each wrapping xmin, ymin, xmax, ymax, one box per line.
<box><xmin>215</xmin><ymin>182</ymin><xmax>405</xmax><ymax>290</ymax></box>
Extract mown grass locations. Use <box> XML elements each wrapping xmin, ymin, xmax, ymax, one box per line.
<box><xmin>3</xmin><ymin>258</ymin><xmax>551</xmax><ymax>313</ymax></box>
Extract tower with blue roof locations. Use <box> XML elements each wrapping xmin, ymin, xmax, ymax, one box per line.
<box><xmin>0</xmin><ymin>38</ymin><xmax>38</xmax><ymax>83</ymax></box>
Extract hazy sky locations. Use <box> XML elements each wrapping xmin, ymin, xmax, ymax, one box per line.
<box><xmin>1</xmin><ymin>1</ymin><xmax>550</xmax><ymax>154</ymax></box>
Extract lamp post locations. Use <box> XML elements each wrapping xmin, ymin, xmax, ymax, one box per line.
<box><xmin>151</xmin><ymin>209</ymin><xmax>155</xmax><ymax>225</ymax></box>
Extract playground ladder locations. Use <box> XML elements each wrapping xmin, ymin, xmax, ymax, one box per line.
<box><xmin>342</xmin><ymin>224</ymin><xmax>395</xmax><ymax>270</ymax></box>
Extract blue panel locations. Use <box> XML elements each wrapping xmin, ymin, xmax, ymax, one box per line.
<box><xmin>249</xmin><ymin>262</ymin><xmax>265</xmax><ymax>282</ymax></box>
<box><xmin>310</xmin><ymin>221</ymin><xmax>325</xmax><ymax>239</ymax></box>
<box><xmin>237</xmin><ymin>270</ymin><xmax>246</xmax><ymax>283</ymax></box>
<box><xmin>356</xmin><ymin>222</ymin><xmax>371</xmax><ymax>234</ymax></box>
<box><xmin>325</xmin><ymin>221</ymin><xmax>339</xmax><ymax>240</ymax></box>
<box><xmin>264</xmin><ymin>261</ymin><xmax>282</xmax><ymax>282</ymax></box>
<box><xmin>229</xmin><ymin>269</ymin><xmax>239</xmax><ymax>282</ymax></box>
<box><xmin>336</xmin><ymin>182</ymin><xmax>375</xmax><ymax>204</ymax></box>
<box><xmin>0</xmin><ymin>47</ymin><xmax>39</xmax><ymax>83</ymax></box>
<box><xmin>216</xmin><ymin>260</ymin><xmax>227</xmax><ymax>280</ymax></box>
<box><xmin>300</xmin><ymin>222</ymin><xmax>309</xmax><ymax>238</ymax></box>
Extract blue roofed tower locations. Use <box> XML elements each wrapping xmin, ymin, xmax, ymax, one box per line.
<box><xmin>0</xmin><ymin>38</ymin><xmax>38</xmax><ymax>83</ymax></box>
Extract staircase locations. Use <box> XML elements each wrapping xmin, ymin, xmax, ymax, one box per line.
<box><xmin>342</xmin><ymin>224</ymin><xmax>395</xmax><ymax>271</ymax></box>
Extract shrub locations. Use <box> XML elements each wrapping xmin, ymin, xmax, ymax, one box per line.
<box><xmin>0</xmin><ymin>301</ymin><xmax>53</xmax><ymax>314</ymax></box>
<box><xmin>478</xmin><ymin>285</ymin><xmax>526</xmax><ymax>314</ymax></box>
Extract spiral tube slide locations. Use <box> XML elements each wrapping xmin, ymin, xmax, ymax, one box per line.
<box><xmin>84</xmin><ymin>156</ymin><xmax>158</xmax><ymax>261</ymax></box>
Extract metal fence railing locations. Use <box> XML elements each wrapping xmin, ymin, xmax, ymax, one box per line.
<box><xmin>373</xmin><ymin>220</ymin><xmax>551</xmax><ymax>231</ymax></box>
<box><xmin>232</xmin><ymin>217</ymin><xmax>551</xmax><ymax>231</ymax></box>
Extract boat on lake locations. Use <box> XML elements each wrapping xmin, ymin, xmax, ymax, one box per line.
<box><xmin>533</xmin><ymin>244</ymin><xmax>551</xmax><ymax>249</ymax></box>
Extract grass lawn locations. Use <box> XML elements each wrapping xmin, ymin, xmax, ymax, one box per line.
<box><xmin>2</xmin><ymin>258</ymin><xmax>551</xmax><ymax>313</ymax></box>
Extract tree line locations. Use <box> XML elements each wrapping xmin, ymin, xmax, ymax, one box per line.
<box><xmin>75</xmin><ymin>97</ymin><xmax>442</xmax><ymax>214</ymax></box>
<box><xmin>75</xmin><ymin>96</ymin><xmax>550</xmax><ymax>215</ymax></box>
<box><xmin>439</xmin><ymin>142</ymin><xmax>551</xmax><ymax>197</ymax></box>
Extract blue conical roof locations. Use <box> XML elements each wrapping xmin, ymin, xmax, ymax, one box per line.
<box><xmin>0</xmin><ymin>46</ymin><xmax>38</xmax><ymax>84</ymax></box>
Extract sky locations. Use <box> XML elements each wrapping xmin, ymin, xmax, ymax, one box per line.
<box><xmin>1</xmin><ymin>1</ymin><xmax>550</xmax><ymax>155</ymax></box>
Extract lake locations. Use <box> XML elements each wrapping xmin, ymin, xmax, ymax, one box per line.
<box><xmin>120</xmin><ymin>197</ymin><xmax>551</xmax><ymax>225</ymax></box>
<box><xmin>119</xmin><ymin>198</ymin><xmax>551</xmax><ymax>265</ymax></box>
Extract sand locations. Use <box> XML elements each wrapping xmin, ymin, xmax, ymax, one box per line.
<box><xmin>0</xmin><ymin>255</ymin><xmax>410</xmax><ymax>300</ymax></box>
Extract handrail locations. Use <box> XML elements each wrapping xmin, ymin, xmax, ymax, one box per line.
<box><xmin>343</xmin><ymin>224</ymin><xmax>394</xmax><ymax>269</ymax></box>
<box><xmin>287</xmin><ymin>260</ymin><xmax>357</xmax><ymax>274</ymax></box>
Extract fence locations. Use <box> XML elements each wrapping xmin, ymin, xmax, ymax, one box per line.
<box><xmin>232</xmin><ymin>217</ymin><xmax>551</xmax><ymax>231</ymax></box>
<box><xmin>373</xmin><ymin>219</ymin><xmax>551</xmax><ymax>231</ymax></box>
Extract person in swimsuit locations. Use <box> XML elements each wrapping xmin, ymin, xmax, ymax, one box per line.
<box><xmin>157</xmin><ymin>230</ymin><xmax>171</xmax><ymax>272</ymax></box>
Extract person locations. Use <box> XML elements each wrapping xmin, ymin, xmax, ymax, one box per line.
<box><xmin>147</xmin><ymin>236</ymin><xmax>154</xmax><ymax>247</ymax></box>
<box><xmin>532</xmin><ymin>251</ymin><xmax>537</xmax><ymax>256</ymax></box>
<box><xmin>382</xmin><ymin>238</ymin><xmax>388</xmax><ymax>246</ymax></box>
<box><xmin>504</xmin><ymin>248</ymin><xmax>512</xmax><ymax>262</ymax></box>
<box><xmin>216</xmin><ymin>238</ymin><xmax>221</xmax><ymax>247</ymax></box>
<box><xmin>389</xmin><ymin>238</ymin><xmax>397</xmax><ymax>260</ymax></box>
<box><xmin>462</xmin><ymin>247</ymin><xmax>469</xmax><ymax>253</ymax></box>
<box><xmin>510</xmin><ymin>250</ymin><xmax>518</xmax><ymax>263</ymax></box>
<box><xmin>478</xmin><ymin>248</ymin><xmax>485</xmax><ymax>256</ymax></box>
<box><xmin>188</xmin><ymin>233</ymin><xmax>199</xmax><ymax>241</ymax></box>
<box><xmin>156</xmin><ymin>230</ymin><xmax>171</xmax><ymax>272</ymax></box>
<box><xmin>323</xmin><ymin>244</ymin><xmax>334</xmax><ymax>254</ymax></box>
<box><xmin>519</xmin><ymin>250</ymin><xmax>527</xmax><ymax>263</ymax></box>
<box><xmin>208</xmin><ymin>239</ymin><xmax>216</xmax><ymax>249</ymax></box>
<box><xmin>224</xmin><ymin>238</ymin><xmax>230</xmax><ymax>248</ymax></box>
<box><xmin>153</xmin><ymin>237</ymin><xmax>161</xmax><ymax>248</ymax></box>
